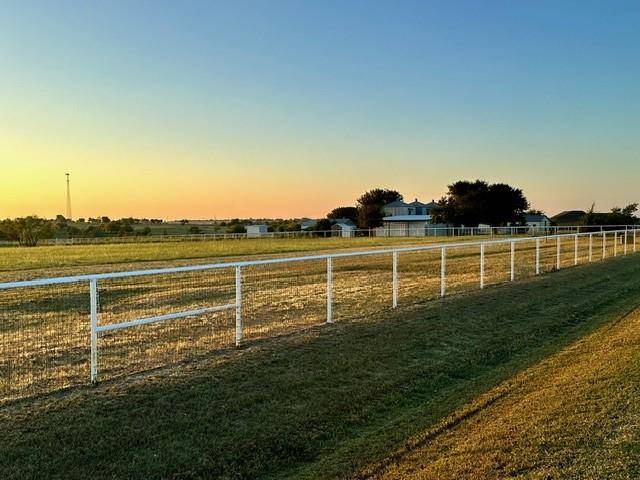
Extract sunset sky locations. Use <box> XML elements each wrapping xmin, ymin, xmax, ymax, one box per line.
<box><xmin>1</xmin><ymin>1</ymin><xmax>639</xmax><ymax>220</ymax></box>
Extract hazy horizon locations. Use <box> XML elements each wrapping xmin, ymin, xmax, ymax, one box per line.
<box><xmin>2</xmin><ymin>1</ymin><xmax>638</xmax><ymax>219</ymax></box>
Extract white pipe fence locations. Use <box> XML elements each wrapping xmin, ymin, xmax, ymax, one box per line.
<box><xmin>0</xmin><ymin>224</ymin><xmax>637</xmax><ymax>246</ymax></box>
<box><xmin>0</xmin><ymin>227</ymin><xmax>639</xmax><ymax>403</ymax></box>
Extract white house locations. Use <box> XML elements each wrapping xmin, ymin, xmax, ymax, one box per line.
<box><xmin>524</xmin><ymin>214</ymin><xmax>552</xmax><ymax>233</ymax></box>
<box><xmin>245</xmin><ymin>224</ymin><xmax>268</xmax><ymax>237</ymax></box>
<box><xmin>380</xmin><ymin>199</ymin><xmax>441</xmax><ymax>236</ymax></box>
<box><xmin>525</xmin><ymin>214</ymin><xmax>551</xmax><ymax>228</ymax></box>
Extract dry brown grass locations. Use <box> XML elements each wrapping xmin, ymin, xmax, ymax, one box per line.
<box><xmin>1</xmin><ymin>233</ymin><xmax>636</xmax><ymax>405</ymax></box>
<box><xmin>371</xmin><ymin>304</ymin><xmax>640</xmax><ymax>480</ymax></box>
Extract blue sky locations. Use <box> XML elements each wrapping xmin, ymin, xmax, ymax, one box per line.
<box><xmin>1</xmin><ymin>0</ymin><xmax>639</xmax><ymax>218</ymax></box>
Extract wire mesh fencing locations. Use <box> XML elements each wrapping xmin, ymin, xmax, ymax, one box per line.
<box><xmin>1</xmin><ymin>228</ymin><xmax>639</xmax><ymax>405</ymax></box>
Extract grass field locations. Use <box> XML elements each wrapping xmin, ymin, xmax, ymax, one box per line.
<box><xmin>0</xmin><ymin>235</ymin><xmax>491</xmax><ymax>277</ymax></box>
<box><xmin>1</xmin><ymin>254</ymin><xmax>640</xmax><ymax>479</ymax></box>
<box><xmin>373</xmin><ymin>294</ymin><xmax>640</xmax><ymax>479</ymax></box>
<box><xmin>0</xmin><ymin>233</ymin><xmax>634</xmax><ymax>405</ymax></box>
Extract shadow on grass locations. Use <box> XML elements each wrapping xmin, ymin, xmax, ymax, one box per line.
<box><xmin>3</xmin><ymin>256</ymin><xmax>640</xmax><ymax>480</ymax></box>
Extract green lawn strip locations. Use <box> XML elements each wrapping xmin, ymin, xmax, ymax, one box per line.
<box><xmin>1</xmin><ymin>257</ymin><xmax>640</xmax><ymax>480</ymax></box>
<box><xmin>371</xmin><ymin>287</ymin><xmax>640</xmax><ymax>479</ymax></box>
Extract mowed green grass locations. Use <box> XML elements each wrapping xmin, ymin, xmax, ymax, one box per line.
<box><xmin>2</xmin><ymin>255</ymin><xmax>640</xmax><ymax>479</ymax></box>
<box><xmin>0</xmin><ymin>235</ymin><xmax>485</xmax><ymax>276</ymax></box>
<box><xmin>374</xmin><ymin>293</ymin><xmax>640</xmax><ymax>479</ymax></box>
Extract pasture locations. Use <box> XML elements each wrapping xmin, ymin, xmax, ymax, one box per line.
<box><xmin>0</xmin><ymin>234</ymin><xmax>488</xmax><ymax>277</ymax></box>
<box><xmin>2</xmin><ymin>254</ymin><xmax>640</xmax><ymax>479</ymax></box>
<box><xmin>0</xmin><ymin>232</ymin><xmax>635</xmax><ymax>406</ymax></box>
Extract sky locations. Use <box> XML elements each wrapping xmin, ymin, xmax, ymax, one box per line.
<box><xmin>1</xmin><ymin>0</ymin><xmax>639</xmax><ymax>219</ymax></box>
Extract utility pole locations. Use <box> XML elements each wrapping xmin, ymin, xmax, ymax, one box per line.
<box><xmin>66</xmin><ymin>173</ymin><xmax>72</xmax><ymax>220</ymax></box>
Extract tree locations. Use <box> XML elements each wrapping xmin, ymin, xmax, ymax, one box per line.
<box><xmin>485</xmin><ymin>183</ymin><xmax>529</xmax><ymax>225</ymax></box>
<box><xmin>1</xmin><ymin>216</ymin><xmax>55</xmax><ymax>246</ymax></box>
<box><xmin>581</xmin><ymin>203</ymin><xmax>639</xmax><ymax>225</ymax></box>
<box><xmin>356</xmin><ymin>189</ymin><xmax>403</xmax><ymax>228</ymax></box>
<box><xmin>327</xmin><ymin>206</ymin><xmax>358</xmax><ymax>223</ymax></box>
<box><xmin>432</xmin><ymin>180</ymin><xmax>529</xmax><ymax>226</ymax></box>
<box><xmin>226</xmin><ymin>223</ymin><xmax>245</xmax><ymax>234</ymax></box>
<box><xmin>315</xmin><ymin>218</ymin><xmax>333</xmax><ymax>232</ymax></box>
<box><xmin>189</xmin><ymin>225</ymin><xmax>201</xmax><ymax>234</ymax></box>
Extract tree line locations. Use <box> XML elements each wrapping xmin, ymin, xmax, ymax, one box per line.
<box><xmin>317</xmin><ymin>180</ymin><xmax>638</xmax><ymax>230</ymax></box>
<box><xmin>0</xmin><ymin>216</ymin><xmax>157</xmax><ymax>246</ymax></box>
<box><xmin>318</xmin><ymin>180</ymin><xmax>530</xmax><ymax>229</ymax></box>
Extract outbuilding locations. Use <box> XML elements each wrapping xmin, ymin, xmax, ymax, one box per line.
<box><xmin>331</xmin><ymin>222</ymin><xmax>355</xmax><ymax>237</ymax></box>
<box><xmin>245</xmin><ymin>224</ymin><xmax>268</xmax><ymax>238</ymax></box>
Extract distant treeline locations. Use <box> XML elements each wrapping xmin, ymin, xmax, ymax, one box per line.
<box><xmin>0</xmin><ymin>216</ymin><xmax>161</xmax><ymax>246</ymax></box>
<box><xmin>0</xmin><ymin>215</ymin><xmax>308</xmax><ymax>246</ymax></box>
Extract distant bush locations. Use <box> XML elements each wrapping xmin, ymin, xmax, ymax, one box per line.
<box><xmin>0</xmin><ymin>216</ymin><xmax>54</xmax><ymax>246</ymax></box>
<box><xmin>226</xmin><ymin>223</ymin><xmax>245</xmax><ymax>234</ymax></box>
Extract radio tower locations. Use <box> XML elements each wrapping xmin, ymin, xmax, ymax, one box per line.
<box><xmin>65</xmin><ymin>173</ymin><xmax>73</xmax><ymax>220</ymax></box>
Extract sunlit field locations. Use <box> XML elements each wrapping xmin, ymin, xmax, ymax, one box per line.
<box><xmin>0</xmin><ymin>231</ymin><xmax>636</xmax><ymax>405</ymax></box>
<box><xmin>0</xmin><ymin>234</ymin><xmax>504</xmax><ymax>277</ymax></box>
<box><xmin>2</xmin><ymin>254</ymin><xmax>640</xmax><ymax>479</ymax></box>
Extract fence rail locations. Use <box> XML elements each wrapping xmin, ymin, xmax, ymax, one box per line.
<box><xmin>0</xmin><ymin>227</ymin><xmax>638</xmax><ymax>404</ymax></box>
<box><xmin>1</xmin><ymin>224</ymin><xmax>637</xmax><ymax>246</ymax></box>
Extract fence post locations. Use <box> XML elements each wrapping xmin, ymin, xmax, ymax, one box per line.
<box><xmin>624</xmin><ymin>229</ymin><xmax>628</xmax><ymax>255</ymax></box>
<box><xmin>479</xmin><ymin>243</ymin><xmax>485</xmax><ymax>289</ymax></box>
<box><xmin>574</xmin><ymin>234</ymin><xmax>578</xmax><ymax>266</ymax></box>
<box><xmin>556</xmin><ymin>237</ymin><xmax>561</xmax><ymax>270</ymax></box>
<box><xmin>603</xmin><ymin>232</ymin><xmax>607</xmax><ymax>259</ymax></box>
<box><xmin>326</xmin><ymin>257</ymin><xmax>333</xmax><ymax>323</ymax></box>
<box><xmin>614</xmin><ymin>232</ymin><xmax>618</xmax><ymax>257</ymax></box>
<box><xmin>89</xmin><ymin>279</ymin><xmax>98</xmax><ymax>383</ymax></box>
<box><xmin>536</xmin><ymin>238</ymin><xmax>541</xmax><ymax>275</ymax></box>
<box><xmin>634</xmin><ymin>229</ymin><xmax>637</xmax><ymax>253</ymax></box>
<box><xmin>235</xmin><ymin>266</ymin><xmax>242</xmax><ymax>346</ymax></box>
<box><xmin>440</xmin><ymin>247</ymin><xmax>446</xmax><ymax>298</ymax></box>
<box><xmin>510</xmin><ymin>241</ymin><xmax>515</xmax><ymax>281</ymax></box>
<box><xmin>392</xmin><ymin>251</ymin><xmax>398</xmax><ymax>308</ymax></box>
<box><xmin>589</xmin><ymin>233</ymin><xmax>593</xmax><ymax>262</ymax></box>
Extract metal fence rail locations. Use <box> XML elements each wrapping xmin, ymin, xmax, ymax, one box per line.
<box><xmin>1</xmin><ymin>224</ymin><xmax>637</xmax><ymax>246</ymax></box>
<box><xmin>0</xmin><ymin>228</ymin><xmax>638</xmax><ymax>404</ymax></box>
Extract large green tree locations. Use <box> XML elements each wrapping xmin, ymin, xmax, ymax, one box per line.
<box><xmin>432</xmin><ymin>180</ymin><xmax>529</xmax><ymax>226</ymax></box>
<box><xmin>581</xmin><ymin>203</ymin><xmax>638</xmax><ymax>225</ymax></box>
<box><xmin>0</xmin><ymin>216</ymin><xmax>55</xmax><ymax>246</ymax></box>
<box><xmin>327</xmin><ymin>206</ymin><xmax>358</xmax><ymax>223</ymax></box>
<box><xmin>356</xmin><ymin>189</ymin><xmax>403</xmax><ymax>228</ymax></box>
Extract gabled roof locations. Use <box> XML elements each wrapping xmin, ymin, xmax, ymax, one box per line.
<box><xmin>407</xmin><ymin>198</ymin><xmax>428</xmax><ymax>207</ymax></box>
<box><xmin>331</xmin><ymin>218</ymin><xmax>355</xmax><ymax>226</ymax></box>
<box><xmin>382</xmin><ymin>215</ymin><xmax>432</xmax><ymax>222</ymax></box>
<box><xmin>525</xmin><ymin>214</ymin><xmax>550</xmax><ymax>222</ymax></box>
<box><xmin>424</xmin><ymin>201</ymin><xmax>441</xmax><ymax>209</ymax></box>
<box><xmin>385</xmin><ymin>200</ymin><xmax>408</xmax><ymax>208</ymax></box>
<box><xmin>332</xmin><ymin>222</ymin><xmax>355</xmax><ymax>229</ymax></box>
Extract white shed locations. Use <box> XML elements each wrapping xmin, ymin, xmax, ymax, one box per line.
<box><xmin>245</xmin><ymin>224</ymin><xmax>268</xmax><ymax>238</ymax></box>
<box><xmin>331</xmin><ymin>223</ymin><xmax>355</xmax><ymax>238</ymax></box>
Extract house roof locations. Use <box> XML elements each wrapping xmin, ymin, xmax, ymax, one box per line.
<box><xmin>525</xmin><ymin>214</ymin><xmax>550</xmax><ymax>222</ymax></box>
<box><xmin>332</xmin><ymin>222</ymin><xmax>355</xmax><ymax>229</ymax></box>
<box><xmin>331</xmin><ymin>218</ymin><xmax>355</xmax><ymax>226</ymax></box>
<box><xmin>550</xmin><ymin>210</ymin><xmax>586</xmax><ymax>225</ymax></box>
<box><xmin>385</xmin><ymin>200</ymin><xmax>408</xmax><ymax>208</ymax></box>
<box><xmin>382</xmin><ymin>215</ymin><xmax>432</xmax><ymax>222</ymax></box>
<box><xmin>407</xmin><ymin>198</ymin><xmax>428</xmax><ymax>207</ymax></box>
